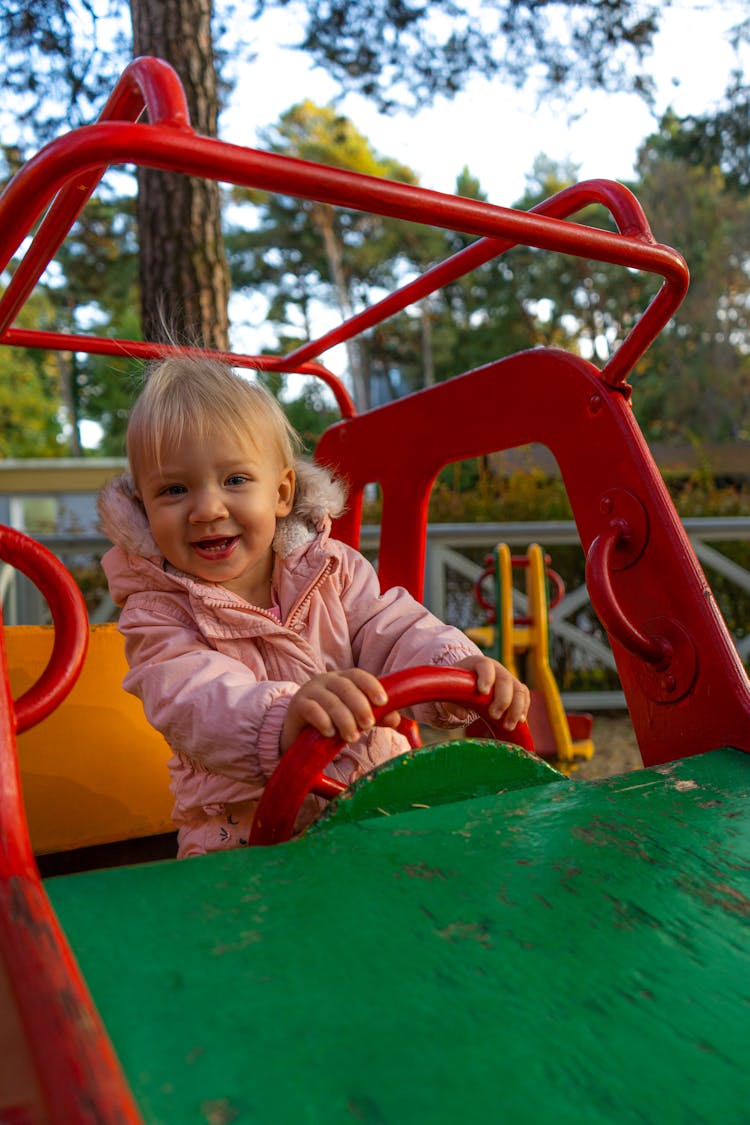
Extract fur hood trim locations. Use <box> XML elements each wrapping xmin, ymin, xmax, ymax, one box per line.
<box><xmin>97</xmin><ymin>458</ymin><xmax>347</xmax><ymax>560</ymax></box>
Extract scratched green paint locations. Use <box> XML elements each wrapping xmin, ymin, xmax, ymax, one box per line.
<box><xmin>47</xmin><ymin>747</ymin><xmax>750</xmax><ymax>1125</ymax></box>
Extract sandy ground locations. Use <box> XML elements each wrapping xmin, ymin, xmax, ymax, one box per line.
<box><xmin>564</xmin><ymin>712</ymin><xmax>642</xmax><ymax>780</ymax></box>
<box><xmin>423</xmin><ymin>710</ymin><xmax>643</xmax><ymax>780</ymax></box>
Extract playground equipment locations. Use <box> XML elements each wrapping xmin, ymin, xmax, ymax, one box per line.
<box><xmin>468</xmin><ymin>543</ymin><xmax>595</xmax><ymax>762</ymax></box>
<box><xmin>0</xmin><ymin>56</ymin><xmax>748</xmax><ymax>1125</ymax></box>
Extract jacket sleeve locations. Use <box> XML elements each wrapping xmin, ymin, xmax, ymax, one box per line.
<box><xmin>335</xmin><ymin>544</ymin><xmax>483</xmax><ymax>723</ymax></box>
<box><xmin>116</xmin><ymin>594</ymin><xmax>295</xmax><ymax>782</ymax></box>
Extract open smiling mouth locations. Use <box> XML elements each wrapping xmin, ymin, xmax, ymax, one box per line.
<box><xmin>191</xmin><ymin>536</ymin><xmax>239</xmax><ymax>559</ymax></box>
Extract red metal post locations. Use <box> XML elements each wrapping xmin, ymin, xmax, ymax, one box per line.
<box><xmin>0</xmin><ymin>530</ymin><xmax>145</xmax><ymax>1123</ymax></box>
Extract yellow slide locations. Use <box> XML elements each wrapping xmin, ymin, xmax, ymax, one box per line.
<box><xmin>7</xmin><ymin>624</ymin><xmax>173</xmax><ymax>855</ymax></box>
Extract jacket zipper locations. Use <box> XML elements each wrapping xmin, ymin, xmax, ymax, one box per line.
<box><xmin>285</xmin><ymin>559</ymin><xmax>335</xmax><ymax>629</ymax></box>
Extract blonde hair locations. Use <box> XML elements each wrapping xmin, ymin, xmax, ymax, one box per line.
<box><xmin>126</xmin><ymin>355</ymin><xmax>301</xmax><ymax>484</ymax></box>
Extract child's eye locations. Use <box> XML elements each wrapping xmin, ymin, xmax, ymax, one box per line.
<box><xmin>225</xmin><ymin>474</ymin><xmax>250</xmax><ymax>486</ymax></box>
<box><xmin>160</xmin><ymin>483</ymin><xmax>187</xmax><ymax>497</ymax></box>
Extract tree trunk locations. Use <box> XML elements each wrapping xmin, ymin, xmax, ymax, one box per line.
<box><xmin>129</xmin><ymin>0</ymin><xmax>230</xmax><ymax>349</ymax></box>
<box><xmin>313</xmin><ymin>202</ymin><xmax>370</xmax><ymax>412</ymax></box>
<box><xmin>420</xmin><ymin>297</ymin><xmax>434</xmax><ymax>388</ymax></box>
<box><xmin>56</xmin><ymin>353</ymin><xmax>83</xmax><ymax>456</ymax></box>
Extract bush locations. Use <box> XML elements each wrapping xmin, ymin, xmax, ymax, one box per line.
<box><xmin>362</xmin><ymin>461</ymin><xmax>750</xmax><ymax>678</ymax></box>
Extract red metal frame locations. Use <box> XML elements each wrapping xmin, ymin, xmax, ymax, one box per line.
<box><xmin>0</xmin><ymin>57</ymin><xmax>686</xmax><ymax>397</ymax></box>
<box><xmin>0</xmin><ymin>56</ymin><xmax>745</xmax><ymax>765</ymax></box>
<box><xmin>317</xmin><ymin>350</ymin><xmax>750</xmax><ymax>765</ymax></box>
<box><xmin>0</xmin><ymin>54</ymin><xmax>748</xmax><ymax>1115</ymax></box>
<box><xmin>0</xmin><ymin>531</ymin><xmax>144</xmax><ymax>1123</ymax></box>
<box><xmin>0</xmin><ymin>528</ymin><xmax>89</xmax><ymax>732</ymax></box>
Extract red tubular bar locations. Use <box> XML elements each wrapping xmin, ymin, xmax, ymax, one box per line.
<box><xmin>97</xmin><ymin>55</ymin><xmax>192</xmax><ymax>128</ymax></box>
<box><xmin>0</xmin><ymin>59</ymin><xmax>192</xmax><ymax>341</ymax></box>
<box><xmin>0</xmin><ymin>60</ymin><xmax>688</xmax><ymax>392</ymax></box>
<box><xmin>0</xmin><ymin>330</ymin><xmax>357</xmax><ymax>419</ymax></box>
<box><xmin>585</xmin><ymin>521</ymin><xmax>671</xmax><ymax>667</ymax></box>
<box><xmin>0</xmin><ymin>528</ymin><xmax>89</xmax><ymax>733</ymax></box>
<box><xmin>280</xmin><ymin>178</ymin><xmax>675</xmax><ymax>389</ymax></box>
<box><xmin>0</xmin><ymin>126</ymin><xmax>688</xmax><ymax>292</ymax></box>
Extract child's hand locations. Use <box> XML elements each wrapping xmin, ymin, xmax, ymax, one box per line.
<box><xmin>281</xmin><ymin>669</ymin><xmax>401</xmax><ymax>753</ymax></box>
<box><xmin>446</xmin><ymin>656</ymin><xmax>530</xmax><ymax>730</ymax></box>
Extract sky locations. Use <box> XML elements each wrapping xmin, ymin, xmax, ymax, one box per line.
<box><xmin>221</xmin><ymin>2</ymin><xmax>749</xmax><ymax>207</ymax></box>
<box><xmin>75</xmin><ymin>2</ymin><xmax>749</xmax><ymax>436</ymax></box>
<box><xmin>215</xmin><ymin>1</ymin><xmax>749</xmax><ymax>367</ymax></box>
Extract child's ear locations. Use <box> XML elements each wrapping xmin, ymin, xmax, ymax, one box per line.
<box><xmin>276</xmin><ymin>466</ymin><xmax>295</xmax><ymax>516</ymax></box>
<box><xmin>131</xmin><ymin>486</ymin><xmax>148</xmax><ymax>514</ymax></box>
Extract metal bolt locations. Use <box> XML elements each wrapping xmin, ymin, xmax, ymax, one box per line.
<box><xmin>600</xmin><ymin>496</ymin><xmax>614</xmax><ymax>515</ymax></box>
<box><xmin>589</xmin><ymin>394</ymin><xmax>602</xmax><ymax>414</ymax></box>
<box><xmin>662</xmin><ymin>674</ymin><xmax>677</xmax><ymax>694</ymax></box>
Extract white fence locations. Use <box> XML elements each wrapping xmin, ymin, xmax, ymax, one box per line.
<box><xmin>4</xmin><ymin>516</ymin><xmax>748</xmax><ymax>713</ymax></box>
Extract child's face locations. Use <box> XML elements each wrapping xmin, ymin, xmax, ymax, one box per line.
<box><xmin>135</xmin><ymin>428</ymin><xmax>294</xmax><ymax>606</ymax></box>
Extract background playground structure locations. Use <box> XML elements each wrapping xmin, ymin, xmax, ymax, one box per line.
<box><xmin>467</xmin><ymin>542</ymin><xmax>595</xmax><ymax>765</ymax></box>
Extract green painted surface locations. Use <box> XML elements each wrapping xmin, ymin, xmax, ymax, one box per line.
<box><xmin>47</xmin><ymin>749</ymin><xmax>750</xmax><ymax>1125</ymax></box>
<box><xmin>313</xmin><ymin>738</ymin><xmax>566</xmax><ymax>831</ymax></box>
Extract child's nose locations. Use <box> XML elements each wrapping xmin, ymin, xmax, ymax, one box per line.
<box><xmin>190</xmin><ymin>486</ymin><xmax>229</xmax><ymax>522</ymax></box>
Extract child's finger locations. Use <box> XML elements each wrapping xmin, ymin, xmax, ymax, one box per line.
<box><xmin>338</xmin><ymin>667</ymin><xmax>389</xmax><ymax>708</ymax></box>
<box><xmin>290</xmin><ymin>696</ymin><xmax>339</xmax><ymax>740</ymax></box>
<box><xmin>485</xmin><ymin>673</ymin><xmax>515</xmax><ymax>720</ymax></box>
<box><xmin>320</xmin><ymin>672</ymin><xmax>389</xmax><ymax>740</ymax></box>
<box><xmin>472</xmin><ymin>657</ymin><xmax>497</xmax><ymax>698</ymax></box>
<box><xmin>379</xmin><ymin>708</ymin><xmax>403</xmax><ymax>730</ymax></box>
<box><xmin>498</xmin><ymin>684</ymin><xmax>531</xmax><ymax>730</ymax></box>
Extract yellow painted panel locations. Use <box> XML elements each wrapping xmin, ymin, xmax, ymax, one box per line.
<box><xmin>6</xmin><ymin>624</ymin><xmax>174</xmax><ymax>854</ymax></box>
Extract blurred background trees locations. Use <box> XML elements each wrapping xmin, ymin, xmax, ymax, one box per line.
<box><xmin>0</xmin><ymin>0</ymin><xmax>748</xmax><ymax>454</ymax></box>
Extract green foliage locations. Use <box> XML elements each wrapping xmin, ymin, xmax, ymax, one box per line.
<box><xmin>629</xmin><ymin>136</ymin><xmax>750</xmax><ymax>444</ymax></box>
<box><xmin>651</xmin><ymin>82</ymin><xmax>750</xmax><ymax>195</ymax></box>
<box><xmin>667</xmin><ymin>473</ymin><xmax>750</xmax><ymax>518</ymax></box>
<box><xmin>227</xmin><ymin>99</ymin><xmax>423</xmax><ymax>313</ymax></box>
<box><xmin>74</xmin><ymin>350</ymin><xmax>143</xmax><ymax>457</ymax></box>
<box><xmin>1</xmin><ymin>14</ymin><xmax>750</xmax><ymax>460</ymax></box>
<box><xmin>226</xmin><ymin>100</ymin><xmax>439</xmax><ymax>412</ymax></box>
<box><xmin>0</xmin><ymin>342</ymin><xmax>65</xmax><ymax>456</ymax></box>
<box><xmin>0</xmin><ymin>1</ymin><xmax>667</xmax><ymax>153</ymax></box>
<box><xmin>0</xmin><ymin>136</ymin><xmax>142</xmax><ymax>456</ymax></box>
<box><xmin>291</xmin><ymin>0</ymin><xmax>663</xmax><ymax>111</ymax></box>
<box><xmin>362</xmin><ymin>460</ymin><xmax>750</xmax><ymax>527</ymax></box>
<box><xmin>0</xmin><ymin>0</ymin><xmax>130</xmax><ymax>149</ymax></box>
<box><xmin>431</xmin><ymin>466</ymin><xmax>574</xmax><ymax>523</ymax></box>
<box><xmin>0</xmin><ymin>290</ymin><xmax>70</xmax><ymax>456</ymax></box>
<box><xmin>257</xmin><ymin>370</ymin><xmax>340</xmax><ymax>452</ymax></box>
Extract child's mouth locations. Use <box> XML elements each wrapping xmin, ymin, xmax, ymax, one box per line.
<box><xmin>192</xmin><ymin>536</ymin><xmax>239</xmax><ymax>560</ymax></box>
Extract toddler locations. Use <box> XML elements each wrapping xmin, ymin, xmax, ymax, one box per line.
<box><xmin>98</xmin><ymin>356</ymin><xmax>529</xmax><ymax>856</ymax></box>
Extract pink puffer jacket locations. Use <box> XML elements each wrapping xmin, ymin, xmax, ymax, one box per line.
<box><xmin>99</xmin><ymin>461</ymin><xmax>481</xmax><ymax>857</ymax></box>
